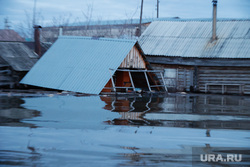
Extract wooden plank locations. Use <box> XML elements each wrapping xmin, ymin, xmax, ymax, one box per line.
<box><xmin>144</xmin><ymin>71</ymin><xmax>152</xmax><ymax>92</ymax></box>
<box><xmin>160</xmin><ymin>72</ymin><xmax>168</xmax><ymax>92</ymax></box>
<box><xmin>128</xmin><ymin>71</ymin><xmax>135</xmax><ymax>91</ymax></box>
<box><xmin>109</xmin><ymin>69</ymin><xmax>116</xmax><ymax>92</ymax></box>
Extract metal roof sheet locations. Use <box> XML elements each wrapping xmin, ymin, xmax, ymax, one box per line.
<box><xmin>138</xmin><ymin>19</ymin><xmax>250</xmax><ymax>58</ymax></box>
<box><xmin>20</xmin><ymin>36</ymin><xmax>136</xmax><ymax>94</ymax></box>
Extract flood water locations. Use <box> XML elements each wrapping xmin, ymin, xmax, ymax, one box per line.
<box><xmin>0</xmin><ymin>93</ymin><xmax>250</xmax><ymax>166</ymax></box>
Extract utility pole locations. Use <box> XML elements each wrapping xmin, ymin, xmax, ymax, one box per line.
<box><xmin>139</xmin><ymin>0</ymin><xmax>144</xmax><ymax>36</ymax></box>
<box><xmin>157</xmin><ymin>0</ymin><xmax>159</xmax><ymax>18</ymax></box>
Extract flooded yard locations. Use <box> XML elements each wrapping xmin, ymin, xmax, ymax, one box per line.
<box><xmin>0</xmin><ymin>93</ymin><xmax>250</xmax><ymax>166</ymax></box>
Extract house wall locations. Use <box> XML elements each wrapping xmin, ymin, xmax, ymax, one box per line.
<box><xmin>0</xmin><ymin>65</ymin><xmax>26</xmax><ymax>88</ymax></box>
<box><xmin>0</xmin><ymin>64</ymin><xmax>13</xmax><ymax>88</ymax></box>
<box><xmin>150</xmin><ymin>64</ymin><xmax>194</xmax><ymax>92</ymax></box>
<box><xmin>101</xmin><ymin>46</ymin><xmax>146</xmax><ymax>93</ymax></box>
<box><xmin>197</xmin><ymin>67</ymin><xmax>250</xmax><ymax>95</ymax></box>
<box><xmin>119</xmin><ymin>46</ymin><xmax>146</xmax><ymax>69</ymax></box>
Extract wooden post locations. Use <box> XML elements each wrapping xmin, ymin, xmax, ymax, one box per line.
<box><xmin>194</xmin><ymin>66</ymin><xmax>198</xmax><ymax>92</ymax></box>
<box><xmin>128</xmin><ymin>71</ymin><xmax>136</xmax><ymax>91</ymax></box>
<box><xmin>109</xmin><ymin>69</ymin><xmax>116</xmax><ymax>92</ymax></box>
<box><xmin>144</xmin><ymin>71</ymin><xmax>152</xmax><ymax>92</ymax></box>
<box><xmin>184</xmin><ymin>69</ymin><xmax>186</xmax><ymax>90</ymax></box>
<box><xmin>160</xmin><ymin>72</ymin><xmax>168</xmax><ymax>92</ymax></box>
<box><xmin>176</xmin><ymin>68</ymin><xmax>179</xmax><ymax>90</ymax></box>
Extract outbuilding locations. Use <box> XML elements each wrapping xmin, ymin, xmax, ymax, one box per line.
<box><xmin>21</xmin><ymin>36</ymin><xmax>167</xmax><ymax>94</ymax></box>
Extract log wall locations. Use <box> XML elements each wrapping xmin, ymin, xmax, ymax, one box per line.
<box><xmin>197</xmin><ymin>67</ymin><xmax>250</xmax><ymax>94</ymax></box>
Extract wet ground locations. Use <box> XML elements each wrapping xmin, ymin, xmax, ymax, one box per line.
<box><xmin>0</xmin><ymin>92</ymin><xmax>250</xmax><ymax>166</ymax></box>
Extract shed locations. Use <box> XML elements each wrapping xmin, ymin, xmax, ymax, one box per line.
<box><xmin>20</xmin><ymin>36</ymin><xmax>166</xmax><ymax>94</ymax></box>
<box><xmin>0</xmin><ymin>42</ymin><xmax>39</xmax><ymax>88</ymax></box>
<box><xmin>138</xmin><ymin>19</ymin><xmax>250</xmax><ymax>94</ymax></box>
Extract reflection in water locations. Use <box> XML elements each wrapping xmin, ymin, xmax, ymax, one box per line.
<box><xmin>0</xmin><ymin>96</ymin><xmax>40</xmax><ymax>128</ymax></box>
<box><xmin>101</xmin><ymin>96</ymin><xmax>164</xmax><ymax>126</ymax></box>
<box><xmin>0</xmin><ymin>94</ymin><xmax>250</xmax><ymax>166</ymax></box>
<box><xmin>101</xmin><ymin>95</ymin><xmax>250</xmax><ymax>130</ymax></box>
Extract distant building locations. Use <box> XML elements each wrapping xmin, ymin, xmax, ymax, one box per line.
<box><xmin>41</xmin><ymin>18</ymin><xmax>177</xmax><ymax>43</ymax></box>
<box><xmin>139</xmin><ymin>19</ymin><xmax>250</xmax><ymax>95</ymax></box>
<box><xmin>0</xmin><ymin>29</ymin><xmax>25</xmax><ymax>42</ymax></box>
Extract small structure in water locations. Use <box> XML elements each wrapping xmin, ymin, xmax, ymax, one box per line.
<box><xmin>20</xmin><ymin>36</ymin><xmax>167</xmax><ymax>94</ymax></box>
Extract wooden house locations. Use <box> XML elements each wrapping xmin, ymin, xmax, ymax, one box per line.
<box><xmin>0</xmin><ymin>28</ymin><xmax>51</xmax><ymax>88</ymax></box>
<box><xmin>138</xmin><ymin>19</ymin><xmax>250</xmax><ymax>95</ymax></box>
<box><xmin>21</xmin><ymin>36</ymin><xmax>167</xmax><ymax>94</ymax></box>
<box><xmin>0</xmin><ymin>42</ymin><xmax>39</xmax><ymax>88</ymax></box>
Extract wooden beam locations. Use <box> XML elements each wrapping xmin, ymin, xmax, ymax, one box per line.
<box><xmin>110</xmin><ymin>68</ymin><xmax>164</xmax><ymax>73</ymax></box>
<box><xmin>146</xmin><ymin>56</ymin><xmax>250</xmax><ymax>67</ymax></box>
<box><xmin>144</xmin><ymin>71</ymin><xmax>152</xmax><ymax>92</ymax></box>
<box><xmin>109</xmin><ymin>69</ymin><xmax>116</xmax><ymax>92</ymax></box>
<box><xmin>160</xmin><ymin>72</ymin><xmax>168</xmax><ymax>92</ymax></box>
<box><xmin>128</xmin><ymin>71</ymin><xmax>135</xmax><ymax>91</ymax></box>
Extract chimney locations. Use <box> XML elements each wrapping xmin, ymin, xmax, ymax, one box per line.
<box><xmin>59</xmin><ymin>26</ymin><xmax>63</xmax><ymax>36</ymax></box>
<box><xmin>34</xmin><ymin>25</ymin><xmax>42</xmax><ymax>57</ymax></box>
<box><xmin>212</xmin><ymin>0</ymin><xmax>217</xmax><ymax>41</ymax></box>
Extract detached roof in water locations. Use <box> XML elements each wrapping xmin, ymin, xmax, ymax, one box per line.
<box><xmin>139</xmin><ymin>19</ymin><xmax>250</xmax><ymax>58</ymax></box>
<box><xmin>20</xmin><ymin>36</ymin><xmax>136</xmax><ymax>94</ymax></box>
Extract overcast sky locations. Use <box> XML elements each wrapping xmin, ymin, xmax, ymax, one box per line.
<box><xmin>0</xmin><ymin>0</ymin><xmax>249</xmax><ymax>30</ymax></box>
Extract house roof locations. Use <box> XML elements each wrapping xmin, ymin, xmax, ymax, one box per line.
<box><xmin>0</xmin><ymin>42</ymin><xmax>39</xmax><ymax>71</ymax></box>
<box><xmin>20</xmin><ymin>36</ymin><xmax>136</xmax><ymax>94</ymax></box>
<box><xmin>0</xmin><ymin>29</ymin><xmax>24</xmax><ymax>42</ymax></box>
<box><xmin>23</xmin><ymin>41</ymin><xmax>52</xmax><ymax>56</ymax></box>
<box><xmin>138</xmin><ymin>19</ymin><xmax>250</xmax><ymax>59</ymax></box>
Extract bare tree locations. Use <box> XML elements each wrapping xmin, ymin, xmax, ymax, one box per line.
<box><xmin>81</xmin><ymin>3</ymin><xmax>95</xmax><ymax>36</ymax></box>
<box><xmin>117</xmin><ymin>5</ymin><xmax>139</xmax><ymax>39</ymax></box>
<box><xmin>17</xmin><ymin>10</ymin><xmax>44</xmax><ymax>39</ymax></box>
<box><xmin>51</xmin><ymin>13</ymin><xmax>72</xmax><ymax>27</ymax></box>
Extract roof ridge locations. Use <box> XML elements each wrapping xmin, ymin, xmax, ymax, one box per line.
<box><xmin>156</xmin><ymin>18</ymin><xmax>250</xmax><ymax>22</ymax></box>
<box><xmin>58</xmin><ymin>35</ymin><xmax>137</xmax><ymax>43</ymax></box>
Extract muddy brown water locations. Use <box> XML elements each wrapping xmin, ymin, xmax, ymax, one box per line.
<box><xmin>0</xmin><ymin>93</ymin><xmax>250</xmax><ymax>166</ymax></box>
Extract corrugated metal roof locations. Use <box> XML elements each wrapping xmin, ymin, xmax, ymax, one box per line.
<box><xmin>0</xmin><ymin>42</ymin><xmax>39</xmax><ymax>71</ymax></box>
<box><xmin>20</xmin><ymin>36</ymin><xmax>136</xmax><ymax>94</ymax></box>
<box><xmin>138</xmin><ymin>19</ymin><xmax>250</xmax><ymax>58</ymax></box>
